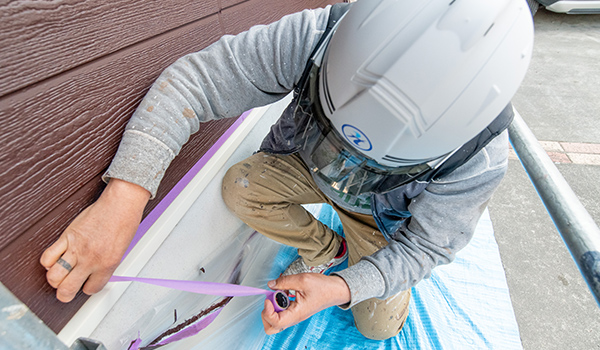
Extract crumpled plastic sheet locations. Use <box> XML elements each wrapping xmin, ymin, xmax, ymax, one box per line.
<box><xmin>114</xmin><ymin>226</ymin><xmax>283</xmax><ymax>349</ymax></box>
<box><xmin>116</xmin><ymin>204</ymin><xmax>522</xmax><ymax>350</ymax></box>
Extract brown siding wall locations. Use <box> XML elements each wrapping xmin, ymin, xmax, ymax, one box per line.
<box><xmin>0</xmin><ymin>0</ymin><xmax>337</xmax><ymax>334</ymax></box>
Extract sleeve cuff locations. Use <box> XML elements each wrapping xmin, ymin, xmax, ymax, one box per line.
<box><xmin>331</xmin><ymin>259</ymin><xmax>386</xmax><ymax>309</ymax></box>
<box><xmin>102</xmin><ymin>130</ymin><xmax>176</xmax><ymax>199</ymax></box>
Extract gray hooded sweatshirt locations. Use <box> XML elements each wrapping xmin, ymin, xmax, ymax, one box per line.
<box><xmin>103</xmin><ymin>6</ymin><xmax>509</xmax><ymax>308</ymax></box>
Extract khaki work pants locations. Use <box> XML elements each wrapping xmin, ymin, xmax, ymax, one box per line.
<box><xmin>222</xmin><ymin>152</ymin><xmax>410</xmax><ymax>340</ymax></box>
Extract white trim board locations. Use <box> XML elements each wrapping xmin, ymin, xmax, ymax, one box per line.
<box><xmin>57</xmin><ymin>95</ymin><xmax>291</xmax><ymax>347</ymax></box>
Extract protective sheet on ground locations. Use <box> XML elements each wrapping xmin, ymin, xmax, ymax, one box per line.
<box><xmin>110</xmin><ymin>226</ymin><xmax>279</xmax><ymax>349</ymax></box>
<box><xmin>114</xmin><ymin>204</ymin><xmax>521</xmax><ymax>350</ymax></box>
<box><xmin>261</xmin><ymin>205</ymin><xmax>523</xmax><ymax>350</ymax></box>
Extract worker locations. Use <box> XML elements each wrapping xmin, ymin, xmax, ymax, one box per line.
<box><xmin>40</xmin><ymin>0</ymin><xmax>533</xmax><ymax>340</ymax></box>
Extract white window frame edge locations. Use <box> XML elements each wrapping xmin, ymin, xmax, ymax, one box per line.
<box><xmin>57</xmin><ymin>105</ymin><xmax>269</xmax><ymax>346</ymax></box>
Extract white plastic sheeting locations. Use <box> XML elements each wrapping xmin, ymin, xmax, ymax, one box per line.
<box><xmin>113</xmin><ymin>228</ymin><xmax>281</xmax><ymax>349</ymax></box>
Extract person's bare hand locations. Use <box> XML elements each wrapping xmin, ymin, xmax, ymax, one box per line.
<box><xmin>40</xmin><ymin>179</ymin><xmax>150</xmax><ymax>302</ymax></box>
<box><xmin>261</xmin><ymin>273</ymin><xmax>351</xmax><ymax>334</ymax></box>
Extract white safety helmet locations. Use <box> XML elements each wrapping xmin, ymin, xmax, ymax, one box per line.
<box><xmin>295</xmin><ymin>0</ymin><xmax>534</xmax><ymax>204</ymax></box>
<box><xmin>322</xmin><ymin>0</ymin><xmax>533</xmax><ymax>166</ymax></box>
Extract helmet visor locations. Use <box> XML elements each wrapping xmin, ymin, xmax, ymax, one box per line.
<box><xmin>293</xmin><ymin>64</ymin><xmax>432</xmax><ymax>197</ymax></box>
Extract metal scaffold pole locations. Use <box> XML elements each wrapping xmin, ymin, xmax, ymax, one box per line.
<box><xmin>0</xmin><ymin>283</ymin><xmax>69</xmax><ymax>350</ymax></box>
<box><xmin>508</xmin><ymin>109</ymin><xmax>600</xmax><ymax>307</ymax></box>
<box><xmin>0</xmin><ymin>283</ymin><xmax>106</xmax><ymax>349</ymax></box>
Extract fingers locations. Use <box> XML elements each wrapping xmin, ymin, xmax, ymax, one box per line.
<box><xmin>43</xmin><ymin>244</ymin><xmax>88</xmax><ymax>303</ymax></box>
<box><xmin>262</xmin><ymin>276</ymin><xmax>314</xmax><ymax>335</ymax></box>
<box><xmin>46</xmin><ymin>250</ymin><xmax>115</xmax><ymax>302</ymax></box>
<box><xmin>82</xmin><ymin>269</ymin><xmax>113</xmax><ymax>296</ymax></box>
<box><xmin>41</xmin><ymin>229</ymin><xmax>113</xmax><ymax>302</ymax></box>
<box><xmin>262</xmin><ymin>299</ymin><xmax>295</xmax><ymax>335</ymax></box>
<box><xmin>40</xmin><ymin>231</ymin><xmax>88</xmax><ymax>302</ymax></box>
<box><xmin>55</xmin><ymin>267</ymin><xmax>90</xmax><ymax>303</ymax></box>
<box><xmin>268</xmin><ymin>274</ymin><xmax>303</xmax><ymax>292</ymax></box>
<box><xmin>261</xmin><ymin>299</ymin><xmax>278</xmax><ymax>334</ymax></box>
<box><xmin>40</xmin><ymin>235</ymin><xmax>68</xmax><ymax>269</ymax></box>
<box><xmin>45</xmin><ymin>248</ymin><xmax>78</xmax><ymax>289</ymax></box>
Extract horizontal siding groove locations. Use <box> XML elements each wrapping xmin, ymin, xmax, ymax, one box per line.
<box><xmin>0</xmin><ymin>12</ymin><xmax>223</xmax><ymax>101</ymax></box>
<box><xmin>0</xmin><ymin>14</ymin><xmax>224</xmax><ymax>252</ymax></box>
<box><xmin>0</xmin><ymin>0</ymin><xmax>220</xmax><ymax>97</ymax></box>
<box><xmin>0</xmin><ymin>164</ymin><xmax>107</xmax><ymax>253</ymax></box>
<box><xmin>220</xmin><ymin>0</ymin><xmax>337</xmax><ymax>34</ymax></box>
<box><xmin>220</xmin><ymin>0</ymin><xmax>251</xmax><ymax>11</ymax></box>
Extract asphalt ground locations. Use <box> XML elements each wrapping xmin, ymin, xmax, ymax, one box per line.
<box><xmin>488</xmin><ymin>8</ymin><xmax>600</xmax><ymax>350</ymax></box>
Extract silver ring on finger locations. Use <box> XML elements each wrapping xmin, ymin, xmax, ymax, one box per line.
<box><xmin>56</xmin><ymin>257</ymin><xmax>73</xmax><ymax>272</ymax></box>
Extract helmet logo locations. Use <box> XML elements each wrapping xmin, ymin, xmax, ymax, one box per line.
<box><xmin>342</xmin><ymin>124</ymin><xmax>372</xmax><ymax>152</ymax></box>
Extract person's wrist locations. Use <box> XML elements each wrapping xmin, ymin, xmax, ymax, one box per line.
<box><xmin>331</xmin><ymin>275</ymin><xmax>352</xmax><ymax>306</ymax></box>
<box><xmin>102</xmin><ymin>178</ymin><xmax>151</xmax><ymax>207</ymax></box>
<box><xmin>94</xmin><ymin>178</ymin><xmax>151</xmax><ymax>259</ymax></box>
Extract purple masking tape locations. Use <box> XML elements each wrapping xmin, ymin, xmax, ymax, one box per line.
<box><xmin>155</xmin><ymin>307</ymin><xmax>224</xmax><ymax>346</ymax></box>
<box><xmin>112</xmin><ymin>276</ymin><xmax>289</xmax><ymax>347</ymax></box>
<box><xmin>127</xmin><ymin>333</ymin><xmax>142</xmax><ymax>350</ymax></box>
<box><xmin>111</xmin><ymin>275</ymin><xmax>269</xmax><ymax>297</ymax></box>
<box><xmin>267</xmin><ymin>290</ymin><xmax>290</xmax><ymax>312</ymax></box>
<box><xmin>110</xmin><ymin>276</ymin><xmax>289</xmax><ymax>312</ymax></box>
<box><xmin>121</xmin><ymin>111</ymin><xmax>252</xmax><ymax>261</ymax></box>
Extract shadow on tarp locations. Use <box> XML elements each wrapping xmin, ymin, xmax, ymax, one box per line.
<box><xmin>116</xmin><ymin>204</ymin><xmax>521</xmax><ymax>350</ymax></box>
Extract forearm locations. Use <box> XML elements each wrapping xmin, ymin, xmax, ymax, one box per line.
<box><xmin>104</xmin><ymin>7</ymin><xmax>331</xmax><ymax>198</ymax></box>
<box><xmin>99</xmin><ymin>178</ymin><xmax>150</xmax><ymax>224</ymax></box>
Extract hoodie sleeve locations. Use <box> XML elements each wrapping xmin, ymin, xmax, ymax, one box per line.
<box><xmin>334</xmin><ymin>131</ymin><xmax>509</xmax><ymax>308</ymax></box>
<box><xmin>103</xmin><ymin>7</ymin><xmax>331</xmax><ymax>197</ymax></box>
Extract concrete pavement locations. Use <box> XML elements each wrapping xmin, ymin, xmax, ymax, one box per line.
<box><xmin>488</xmin><ymin>8</ymin><xmax>600</xmax><ymax>350</ymax></box>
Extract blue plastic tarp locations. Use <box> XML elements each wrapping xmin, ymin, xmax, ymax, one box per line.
<box><xmin>261</xmin><ymin>204</ymin><xmax>522</xmax><ymax>350</ymax></box>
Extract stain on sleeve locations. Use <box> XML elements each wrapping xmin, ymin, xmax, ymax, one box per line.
<box><xmin>182</xmin><ymin>108</ymin><xmax>196</xmax><ymax>119</ymax></box>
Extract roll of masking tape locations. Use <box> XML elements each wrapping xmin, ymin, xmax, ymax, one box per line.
<box><xmin>269</xmin><ymin>290</ymin><xmax>290</xmax><ymax>312</ymax></box>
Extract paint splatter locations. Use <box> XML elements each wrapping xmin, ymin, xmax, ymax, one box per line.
<box><xmin>234</xmin><ymin>177</ymin><xmax>249</xmax><ymax>188</ymax></box>
<box><xmin>183</xmin><ymin>108</ymin><xmax>196</xmax><ymax>119</ymax></box>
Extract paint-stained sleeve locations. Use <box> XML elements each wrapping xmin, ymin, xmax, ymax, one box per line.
<box><xmin>103</xmin><ymin>7</ymin><xmax>331</xmax><ymax>197</ymax></box>
<box><xmin>333</xmin><ymin>132</ymin><xmax>509</xmax><ymax>308</ymax></box>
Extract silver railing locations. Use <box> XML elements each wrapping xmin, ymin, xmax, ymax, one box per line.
<box><xmin>509</xmin><ymin>109</ymin><xmax>600</xmax><ymax>307</ymax></box>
